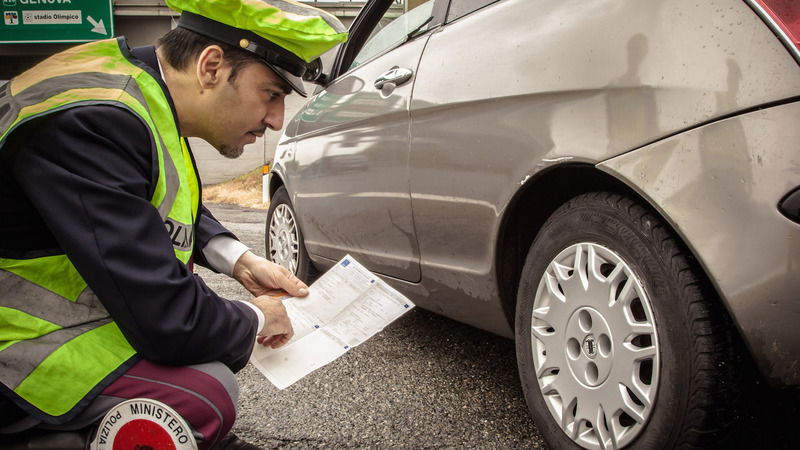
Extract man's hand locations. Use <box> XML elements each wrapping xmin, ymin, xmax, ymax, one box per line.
<box><xmin>232</xmin><ymin>251</ymin><xmax>309</xmax><ymax>298</ymax></box>
<box><xmin>251</xmin><ymin>295</ymin><xmax>293</xmax><ymax>348</ymax></box>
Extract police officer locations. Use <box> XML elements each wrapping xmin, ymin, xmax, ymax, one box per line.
<box><xmin>0</xmin><ymin>0</ymin><xmax>346</xmax><ymax>448</ymax></box>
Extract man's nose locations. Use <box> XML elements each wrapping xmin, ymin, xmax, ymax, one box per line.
<box><xmin>264</xmin><ymin>99</ymin><xmax>285</xmax><ymax>131</ymax></box>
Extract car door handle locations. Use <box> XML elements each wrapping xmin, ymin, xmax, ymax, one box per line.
<box><xmin>374</xmin><ymin>67</ymin><xmax>413</xmax><ymax>90</ymax></box>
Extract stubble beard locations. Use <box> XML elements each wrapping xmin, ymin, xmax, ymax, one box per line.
<box><xmin>217</xmin><ymin>144</ymin><xmax>245</xmax><ymax>159</ymax></box>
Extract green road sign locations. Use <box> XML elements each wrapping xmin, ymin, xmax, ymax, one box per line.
<box><xmin>0</xmin><ymin>0</ymin><xmax>113</xmax><ymax>43</ymax></box>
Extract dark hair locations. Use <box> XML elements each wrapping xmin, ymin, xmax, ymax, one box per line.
<box><xmin>157</xmin><ymin>27</ymin><xmax>262</xmax><ymax>84</ymax></box>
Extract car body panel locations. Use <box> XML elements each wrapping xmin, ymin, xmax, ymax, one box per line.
<box><xmin>278</xmin><ymin>37</ymin><xmax>431</xmax><ymax>283</ymax></box>
<box><xmin>271</xmin><ymin>0</ymin><xmax>800</xmax><ymax>386</ymax></box>
<box><xmin>401</xmin><ymin>0</ymin><xmax>800</xmax><ymax>342</ymax></box>
<box><xmin>599</xmin><ymin>101</ymin><xmax>800</xmax><ymax>386</ymax></box>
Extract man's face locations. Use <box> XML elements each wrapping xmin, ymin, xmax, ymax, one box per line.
<box><xmin>206</xmin><ymin>61</ymin><xmax>289</xmax><ymax>159</ymax></box>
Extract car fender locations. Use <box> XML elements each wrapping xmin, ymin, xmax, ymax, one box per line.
<box><xmin>598</xmin><ymin>102</ymin><xmax>800</xmax><ymax>387</ymax></box>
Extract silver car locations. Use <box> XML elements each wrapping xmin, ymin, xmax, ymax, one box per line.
<box><xmin>266</xmin><ymin>0</ymin><xmax>800</xmax><ymax>448</ymax></box>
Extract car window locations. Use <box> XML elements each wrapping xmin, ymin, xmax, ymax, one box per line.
<box><xmin>349</xmin><ymin>0</ymin><xmax>435</xmax><ymax>70</ymax></box>
<box><xmin>446</xmin><ymin>0</ymin><xmax>500</xmax><ymax>22</ymax></box>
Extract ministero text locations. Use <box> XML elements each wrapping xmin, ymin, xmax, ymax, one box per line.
<box><xmin>97</xmin><ymin>403</ymin><xmax>192</xmax><ymax>445</ymax></box>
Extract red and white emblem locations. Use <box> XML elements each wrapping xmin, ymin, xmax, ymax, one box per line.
<box><xmin>90</xmin><ymin>398</ymin><xmax>197</xmax><ymax>450</ymax></box>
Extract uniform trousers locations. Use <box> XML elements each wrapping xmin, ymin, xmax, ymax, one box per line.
<box><xmin>0</xmin><ymin>360</ymin><xmax>239</xmax><ymax>450</ymax></box>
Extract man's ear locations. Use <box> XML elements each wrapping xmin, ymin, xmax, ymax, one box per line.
<box><xmin>196</xmin><ymin>45</ymin><xmax>227</xmax><ymax>89</ymax></box>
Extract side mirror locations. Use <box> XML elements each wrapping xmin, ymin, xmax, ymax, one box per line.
<box><xmin>302</xmin><ymin>58</ymin><xmax>329</xmax><ymax>85</ymax></box>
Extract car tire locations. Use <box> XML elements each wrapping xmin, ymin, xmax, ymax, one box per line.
<box><xmin>265</xmin><ymin>186</ymin><xmax>317</xmax><ymax>282</ymax></box>
<box><xmin>515</xmin><ymin>192</ymin><xmax>741</xmax><ymax>449</ymax></box>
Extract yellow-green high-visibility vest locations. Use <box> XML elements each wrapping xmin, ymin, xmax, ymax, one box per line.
<box><xmin>0</xmin><ymin>37</ymin><xmax>200</xmax><ymax>421</ymax></box>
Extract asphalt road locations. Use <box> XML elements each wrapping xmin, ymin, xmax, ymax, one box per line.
<box><xmin>198</xmin><ymin>203</ymin><xmax>545</xmax><ymax>449</ymax></box>
<box><xmin>200</xmin><ymin>203</ymin><xmax>798</xmax><ymax>450</ymax></box>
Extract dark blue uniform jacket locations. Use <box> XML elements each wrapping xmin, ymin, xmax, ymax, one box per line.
<box><xmin>0</xmin><ymin>46</ymin><xmax>257</xmax><ymax>425</ymax></box>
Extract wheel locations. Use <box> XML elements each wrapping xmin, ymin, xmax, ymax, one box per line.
<box><xmin>265</xmin><ymin>186</ymin><xmax>316</xmax><ymax>282</ymax></box>
<box><xmin>515</xmin><ymin>192</ymin><xmax>740</xmax><ymax>449</ymax></box>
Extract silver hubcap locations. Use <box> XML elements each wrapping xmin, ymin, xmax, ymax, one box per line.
<box><xmin>268</xmin><ymin>204</ymin><xmax>299</xmax><ymax>273</ymax></box>
<box><xmin>530</xmin><ymin>243</ymin><xmax>659</xmax><ymax>449</ymax></box>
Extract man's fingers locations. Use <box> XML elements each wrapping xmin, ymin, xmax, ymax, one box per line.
<box><xmin>277</xmin><ymin>268</ymin><xmax>309</xmax><ymax>297</ymax></box>
<box><xmin>258</xmin><ymin>334</ymin><xmax>290</xmax><ymax>348</ymax></box>
<box><xmin>252</xmin><ymin>295</ymin><xmax>294</xmax><ymax>342</ymax></box>
<box><xmin>258</xmin><ymin>288</ymin><xmax>289</xmax><ymax>298</ymax></box>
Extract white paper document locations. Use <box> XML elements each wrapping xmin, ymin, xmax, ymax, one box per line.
<box><xmin>249</xmin><ymin>255</ymin><xmax>415</xmax><ymax>389</ymax></box>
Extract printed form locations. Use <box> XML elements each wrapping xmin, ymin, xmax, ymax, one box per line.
<box><xmin>250</xmin><ymin>255</ymin><xmax>415</xmax><ymax>389</ymax></box>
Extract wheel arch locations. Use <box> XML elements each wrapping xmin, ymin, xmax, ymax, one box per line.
<box><xmin>495</xmin><ymin>163</ymin><xmax>705</xmax><ymax>331</ymax></box>
<box><xmin>268</xmin><ymin>170</ymin><xmax>286</xmax><ymax>200</ymax></box>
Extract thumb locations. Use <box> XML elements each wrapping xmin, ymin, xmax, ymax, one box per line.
<box><xmin>275</xmin><ymin>268</ymin><xmax>309</xmax><ymax>297</ymax></box>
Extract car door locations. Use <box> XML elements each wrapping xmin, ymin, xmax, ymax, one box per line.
<box><xmin>281</xmin><ymin>0</ymin><xmax>445</xmax><ymax>282</ymax></box>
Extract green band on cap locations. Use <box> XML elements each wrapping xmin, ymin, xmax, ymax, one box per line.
<box><xmin>165</xmin><ymin>0</ymin><xmax>348</xmax><ymax>63</ymax></box>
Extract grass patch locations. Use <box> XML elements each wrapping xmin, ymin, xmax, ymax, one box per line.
<box><xmin>202</xmin><ymin>168</ymin><xmax>267</xmax><ymax>209</ymax></box>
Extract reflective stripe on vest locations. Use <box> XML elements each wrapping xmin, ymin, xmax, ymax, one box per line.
<box><xmin>0</xmin><ymin>38</ymin><xmax>200</xmax><ymax>419</ymax></box>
